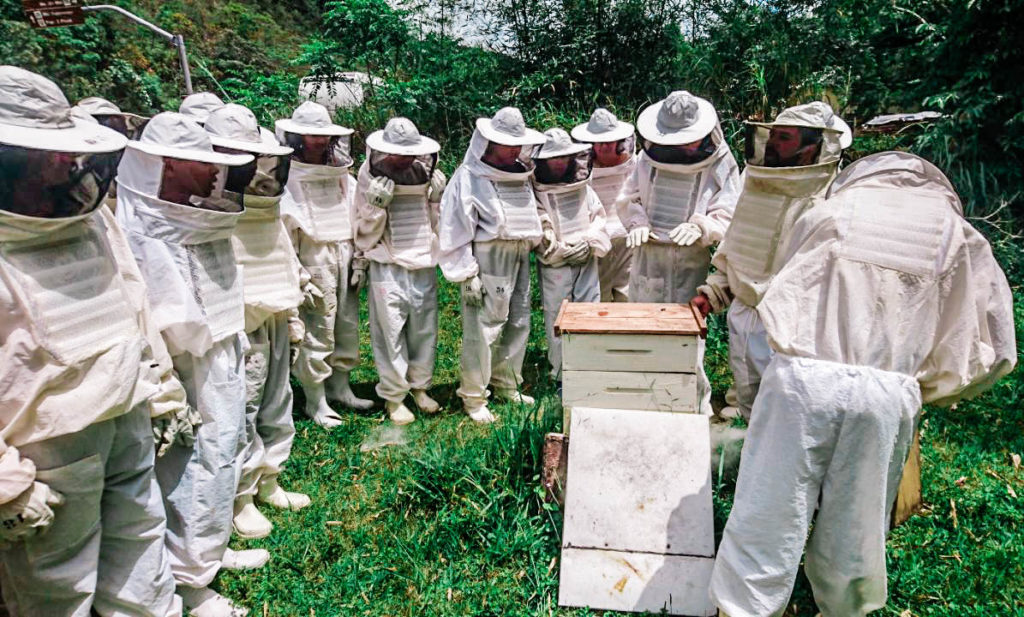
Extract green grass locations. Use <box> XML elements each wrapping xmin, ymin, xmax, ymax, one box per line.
<box><xmin>218</xmin><ymin>251</ymin><xmax>1023</xmax><ymax>616</ymax></box>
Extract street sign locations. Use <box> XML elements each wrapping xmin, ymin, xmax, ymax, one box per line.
<box><xmin>23</xmin><ymin>0</ymin><xmax>84</xmax><ymax>28</ymax></box>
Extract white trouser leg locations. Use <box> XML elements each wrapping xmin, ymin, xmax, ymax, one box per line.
<box><xmin>457</xmin><ymin>240</ymin><xmax>532</xmax><ymax>407</ymax></box>
<box><xmin>598</xmin><ymin>236</ymin><xmax>633</xmax><ymax>302</ymax></box>
<box><xmin>726</xmin><ymin>299</ymin><xmax>772</xmax><ymax>420</ymax></box>
<box><xmin>293</xmin><ymin>240</ymin><xmax>357</xmax><ymax>386</ymax></box>
<box><xmin>157</xmin><ymin>335</ymin><xmax>247</xmax><ymax>588</ymax></box>
<box><xmin>539</xmin><ymin>257</ymin><xmax>601</xmax><ymax>378</ymax></box>
<box><xmin>710</xmin><ymin>354</ymin><xmax>920</xmax><ymax>617</ymax></box>
<box><xmin>0</xmin><ymin>406</ymin><xmax>179</xmax><ymax>617</ymax></box>
<box><xmin>369</xmin><ymin>263</ymin><xmax>438</xmax><ymax>403</ymax></box>
<box><xmin>238</xmin><ymin>312</ymin><xmax>296</xmax><ymax>497</ymax></box>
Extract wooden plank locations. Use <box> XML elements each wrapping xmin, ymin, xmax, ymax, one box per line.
<box><xmin>563</xmin><ymin>408</ymin><xmax>714</xmax><ymax>556</ymax></box>
<box><xmin>558</xmin><ymin>548</ymin><xmax>716</xmax><ymax>616</ymax></box>
<box><xmin>562</xmin><ymin>332</ymin><xmax>699</xmax><ymax>374</ymax></box>
<box><xmin>689</xmin><ymin>300</ymin><xmax>708</xmax><ymax>337</ymax></box>
<box><xmin>555</xmin><ymin>302</ymin><xmax>703</xmax><ymax>337</ymax></box>
<box><xmin>892</xmin><ymin>428</ymin><xmax>923</xmax><ymax>528</ymax></box>
<box><xmin>563</xmin><ymin>371</ymin><xmax>699</xmax><ymax>413</ymax></box>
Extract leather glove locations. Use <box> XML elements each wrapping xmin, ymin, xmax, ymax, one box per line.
<box><xmin>669</xmin><ymin>222</ymin><xmax>702</xmax><ymax>247</ymax></box>
<box><xmin>462</xmin><ymin>275</ymin><xmax>484</xmax><ymax>308</ymax></box>
<box><xmin>563</xmin><ymin>241</ymin><xmax>591</xmax><ymax>265</ymax></box>
<box><xmin>153</xmin><ymin>404</ymin><xmax>203</xmax><ymax>457</ymax></box>
<box><xmin>428</xmin><ymin>169</ymin><xmax>447</xmax><ymax>202</ymax></box>
<box><xmin>626</xmin><ymin>226</ymin><xmax>652</xmax><ymax>249</ymax></box>
<box><xmin>302</xmin><ymin>280</ymin><xmax>325</xmax><ymax>308</ymax></box>
<box><xmin>367</xmin><ymin>176</ymin><xmax>395</xmax><ymax>208</ymax></box>
<box><xmin>0</xmin><ymin>482</ymin><xmax>64</xmax><ymax>548</ymax></box>
<box><xmin>350</xmin><ymin>258</ymin><xmax>369</xmax><ymax>290</ymax></box>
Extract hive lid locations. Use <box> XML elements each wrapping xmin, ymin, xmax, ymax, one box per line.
<box><xmin>554</xmin><ymin>302</ymin><xmax>706</xmax><ymax>337</ymax></box>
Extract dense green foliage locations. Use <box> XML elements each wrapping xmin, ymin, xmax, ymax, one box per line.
<box><xmin>2</xmin><ymin>1</ymin><xmax>1021</xmax><ymax>615</ymax></box>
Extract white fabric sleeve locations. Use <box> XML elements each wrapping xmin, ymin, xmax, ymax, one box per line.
<box><xmin>697</xmin><ymin>270</ymin><xmax>733</xmax><ymax>313</ymax></box>
<box><xmin>691</xmin><ymin>156</ymin><xmax>741</xmax><ymax>246</ymax></box>
<box><xmin>353</xmin><ymin>167</ymin><xmax>388</xmax><ymax>253</ymax></box>
<box><xmin>438</xmin><ymin>170</ymin><xmax>480</xmax><ymax>283</ymax></box>
<box><xmin>0</xmin><ymin>441</ymin><xmax>35</xmax><ymax>506</ymax></box>
<box><xmin>584</xmin><ymin>185</ymin><xmax>612</xmax><ymax>257</ymax></box>
<box><xmin>618</xmin><ymin>164</ymin><xmax>647</xmax><ymax>231</ymax></box>
<box><xmin>918</xmin><ymin>223</ymin><xmax>1017</xmax><ymax>405</ymax></box>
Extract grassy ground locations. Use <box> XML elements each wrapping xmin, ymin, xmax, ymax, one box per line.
<box><xmin>218</xmin><ymin>252</ymin><xmax>1023</xmax><ymax>616</ymax></box>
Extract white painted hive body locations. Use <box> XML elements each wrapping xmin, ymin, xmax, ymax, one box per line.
<box><xmin>555</xmin><ymin>302</ymin><xmax>715</xmax><ymax>616</ymax></box>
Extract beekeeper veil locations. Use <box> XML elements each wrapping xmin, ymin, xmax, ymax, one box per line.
<box><xmin>532</xmin><ymin>128</ymin><xmax>592</xmax><ymax>186</ymax></box>
<box><xmin>275</xmin><ymin>101</ymin><xmax>354</xmax><ymax>168</ymax></box>
<box><xmin>0</xmin><ymin>66</ymin><xmax>128</xmax><ymax>220</ymax></box>
<box><xmin>745</xmin><ymin>101</ymin><xmax>852</xmax><ymax>168</ymax></box>
<box><xmin>364</xmin><ymin>116</ymin><xmax>439</xmax><ymax>185</ymax></box>
<box><xmin>637</xmin><ymin>91</ymin><xmax>724</xmax><ymax>165</ymax></box>
<box><xmin>205</xmin><ymin>103</ymin><xmax>293</xmax><ymax>199</ymax></box>
<box><xmin>75</xmin><ymin>96</ymin><xmax>149</xmax><ymax>140</ymax></box>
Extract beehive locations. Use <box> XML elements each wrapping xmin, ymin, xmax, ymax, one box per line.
<box><xmin>555</xmin><ymin>302</ymin><xmax>715</xmax><ymax>616</ymax></box>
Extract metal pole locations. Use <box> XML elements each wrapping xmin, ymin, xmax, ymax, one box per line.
<box><xmin>82</xmin><ymin>5</ymin><xmax>193</xmax><ymax>95</ymax></box>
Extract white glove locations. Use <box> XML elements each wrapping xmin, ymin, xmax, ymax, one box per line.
<box><xmin>302</xmin><ymin>280</ymin><xmax>325</xmax><ymax>308</ymax></box>
<box><xmin>563</xmin><ymin>241</ymin><xmax>591</xmax><ymax>265</ymax></box>
<box><xmin>350</xmin><ymin>258</ymin><xmax>369</xmax><ymax>289</ymax></box>
<box><xmin>541</xmin><ymin>228</ymin><xmax>559</xmax><ymax>258</ymax></box>
<box><xmin>0</xmin><ymin>482</ymin><xmax>64</xmax><ymax>547</ymax></box>
<box><xmin>669</xmin><ymin>222</ymin><xmax>702</xmax><ymax>247</ymax></box>
<box><xmin>462</xmin><ymin>275</ymin><xmax>484</xmax><ymax>308</ymax></box>
<box><xmin>626</xmin><ymin>226</ymin><xmax>651</xmax><ymax>249</ymax></box>
<box><xmin>428</xmin><ymin>169</ymin><xmax>447</xmax><ymax>202</ymax></box>
<box><xmin>287</xmin><ymin>310</ymin><xmax>305</xmax><ymax>344</ymax></box>
<box><xmin>367</xmin><ymin>176</ymin><xmax>395</xmax><ymax>208</ymax></box>
<box><xmin>152</xmin><ymin>404</ymin><xmax>203</xmax><ymax>457</ymax></box>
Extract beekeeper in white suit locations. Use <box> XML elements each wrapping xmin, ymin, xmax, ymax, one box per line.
<box><xmin>116</xmin><ymin>111</ymin><xmax>267</xmax><ymax>617</ymax></box>
<box><xmin>203</xmin><ymin>104</ymin><xmax>311</xmax><ymax>541</ymax></box>
<box><xmin>278</xmin><ymin>102</ymin><xmax>374</xmax><ymax>429</ymax></box>
<box><xmin>179</xmin><ymin>91</ymin><xmax>225</xmax><ymax>126</ymax></box>
<box><xmin>711</xmin><ymin>152</ymin><xmax>1017</xmax><ymax>617</ymax></box>
<box><xmin>0</xmin><ymin>66</ymin><xmax>184</xmax><ymax>617</ymax></box>
<box><xmin>72</xmin><ymin>96</ymin><xmax>148</xmax><ymax>213</ymax></box>
<box><xmin>354</xmin><ymin>117</ymin><xmax>445</xmax><ymax>425</ymax></box>
<box><xmin>694</xmin><ymin>102</ymin><xmax>851</xmax><ymax>420</ymax></box>
<box><xmin>620</xmin><ymin>90</ymin><xmax>741</xmax><ymax>414</ymax></box>
<box><xmin>532</xmin><ymin>128</ymin><xmax>610</xmax><ymax>378</ymax></box>
<box><xmin>571</xmin><ymin>108</ymin><xmax>636</xmax><ymax>302</ymax></box>
<box><xmin>439</xmin><ymin>107</ymin><xmax>546</xmax><ymax>423</ymax></box>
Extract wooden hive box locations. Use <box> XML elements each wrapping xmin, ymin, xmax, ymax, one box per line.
<box><xmin>555</xmin><ymin>302</ymin><xmax>707</xmax><ymax>424</ymax></box>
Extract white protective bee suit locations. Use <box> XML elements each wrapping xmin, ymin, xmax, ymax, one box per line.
<box><xmin>533</xmin><ymin>128</ymin><xmax>610</xmax><ymax>378</ymax></box>
<box><xmin>622</xmin><ymin>91</ymin><xmax>741</xmax><ymax>414</ymax></box>
<box><xmin>439</xmin><ymin>107</ymin><xmax>546</xmax><ymax>422</ymax></box>
<box><xmin>0</xmin><ymin>66</ymin><xmax>182</xmax><ymax>617</ymax></box>
<box><xmin>354</xmin><ymin>118</ymin><xmax>446</xmax><ymax>425</ymax></box>
<box><xmin>116</xmin><ymin>112</ymin><xmax>265</xmax><ymax>615</ymax></box>
<box><xmin>277</xmin><ymin>102</ymin><xmax>373</xmax><ymax>428</ymax></box>
<box><xmin>204</xmin><ymin>105</ymin><xmax>311</xmax><ymax>541</ymax></box>
<box><xmin>697</xmin><ymin>102</ymin><xmax>852</xmax><ymax>420</ymax></box>
<box><xmin>179</xmin><ymin>92</ymin><xmax>225</xmax><ymax>126</ymax></box>
<box><xmin>710</xmin><ymin>152</ymin><xmax>1018</xmax><ymax>617</ymax></box>
<box><xmin>571</xmin><ymin>108</ymin><xmax>636</xmax><ymax>302</ymax></box>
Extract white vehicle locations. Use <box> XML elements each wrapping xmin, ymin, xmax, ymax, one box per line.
<box><xmin>298</xmin><ymin>72</ymin><xmax>384</xmax><ymax>111</ymax></box>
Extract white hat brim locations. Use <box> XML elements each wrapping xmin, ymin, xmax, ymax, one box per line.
<box><xmin>748</xmin><ymin>117</ymin><xmax>853</xmax><ymax>149</ymax></box>
<box><xmin>570</xmin><ymin>120</ymin><xmax>634</xmax><ymax>143</ymax></box>
<box><xmin>127</xmin><ymin>140</ymin><xmax>254</xmax><ymax>166</ymax></box>
<box><xmin>209</xmin><ymin>133</ymin><xmax>292</xmax><ymax>156</ymax></box>
<box><xmin>365</xmin><ymin>129</ymin><xmax>440</xmax><ymax>156</ymax></box>
<box><xmin>475</xmin><ymin>117</ymin><xmax>546</xmax><ymax>146</ymax></box>
<box><xmin>274</xmin><ymin>118</ymin><xmax>353</xmax><ymax>137</ymax></box>
<box><xmin>533</xmin><ymin>141</ymin><xmax>591</xmax><ymax>160</ymax></box>
<box><xmin>0</xmin><ymin>117</ymin><xmax>128</xmax><ymax>153</ymax></box>
<box><xmin>637</xmin><ymin>97</ymin><xmax>717</xmax><ymax>145</ymax></box>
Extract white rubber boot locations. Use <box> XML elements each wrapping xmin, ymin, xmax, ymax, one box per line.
<box><xmin>386</xmin><ymin>400</ymin><xmax>416</xmax><ymax>425</ymax></box>
<box><xmin>303</xmin><ymin>382</ymin><xmax>343</xmax><ymax>428</ymax></box>
<box><xmin>232</xmin><ymin>495</ymin><xmax>272</xmax><ymax>539</ymax></box>
<box><xmin>221</xmin><ymin>547</ymin><xmax>269</xmax><ymax>571</ymax></box>
<box><xmin>178</xmin><ymin>586</ymin><xmax>248</xmax><ymax>617</ymax></box>
<box><xmin>325</xmin><ymin>371</ymin><xmax>374</xmax><ymax>410</ymax></box>
<box><xmin>495</xmin><ymin>389</ymin><xmax>535</xmax><ymax>406</ymax></box>
<box><xmin>257</xmin><ymin>475</ymin><xmax>311</xmax><ymax>511</ymax></box>
<box><xmin>411</xmin><ymin>389</ymin><xmax>440</xmax><ymax>414</ymax></box>
<box><xmin>465</xmin><ymin>401</ymin><xmax>496</xmax><ymax>424</ymax></box>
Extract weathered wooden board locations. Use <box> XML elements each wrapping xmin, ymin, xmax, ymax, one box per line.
<box><xmin>562</xmin><ymin>332</ymin><xmax>699</xmax><ymax>374</ymax></box>
<box><xmin>555</xmin><ymin>302</ymin><xmax>706</xmax><ymax>337</ymax></box>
